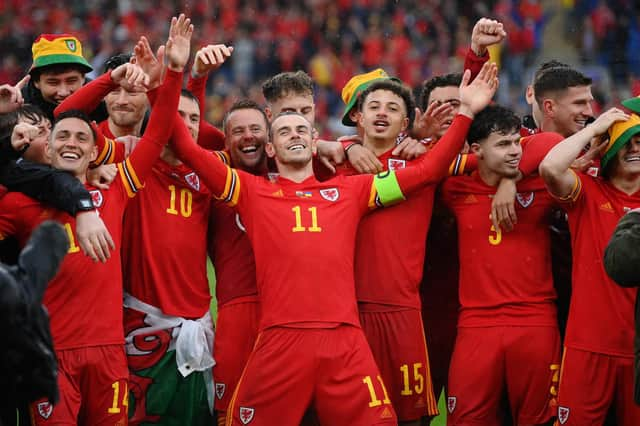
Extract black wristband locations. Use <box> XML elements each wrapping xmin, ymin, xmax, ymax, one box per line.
<box><xmin>76</xmin><ymin>197</ymin><xmax>95</xmax><ymax>212</ymax></box>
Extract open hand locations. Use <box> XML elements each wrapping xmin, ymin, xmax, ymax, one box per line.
<box><xmin>165</xmin><ymin>14</ymin><xmax>194</xmax><ymax>72</ymax></box>
<box><xmin>0</xmin><ymin>75</ymin><xmax>30</xmax><ymax>113</ymax></box>
<box><xmin>193</xmin><ymin>44</ymin><xmax>234</xmax><ymax>77</ymax></box>
<box><xmin>459</xmin><ymin>62</ymin><xmax>499</xmax><ymax>118</ymax></box>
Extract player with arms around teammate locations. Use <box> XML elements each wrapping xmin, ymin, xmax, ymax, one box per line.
<box><xmin>337</xmin><ymin>78</ymin><xmax>445</xmax><ymax>424</ymax></box>
<box><xmin>0</xmin><ymin>14</ymin><xmax>188</xmax><ymax>426</ymax></box>
<box><xmin>442</xmin><ymin>105</ymin><xmax>562</xmax><ymax>426</ymax></box>
<box><xmin>206</xmin><ymin>99</ymin><xmax>270</xmax><ymax>424</ymax></box>
<box><xmin>168</xmin><ymin>62</ymin><xmax>498</xmax><ymax>426</ymax></box>
<box><xmin>539</xmin><ymin>108</ymin><xmax>640</xmax><ymax>425</ymax></box>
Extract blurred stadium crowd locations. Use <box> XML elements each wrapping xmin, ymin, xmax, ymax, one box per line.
<box><xmin>0</xmin><ymin>0</ymin><xmax>638</xmax><ymax>138</ymax></box>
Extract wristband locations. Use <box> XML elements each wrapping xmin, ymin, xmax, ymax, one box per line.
<box><xmin>76</xmin><ymin>197</ymin><xmax>95</xmax><ymax>212</ymax></box>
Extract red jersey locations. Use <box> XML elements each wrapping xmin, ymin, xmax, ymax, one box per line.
<box><xmin>0</xmin><ymin>69</ymin><xmax>180</xmax><ymax>349</ymax></box>
<box><xmin>337</xmin><ymin>153</ymin><xmax>435</xmax><ymax>309</ymax></box>
<box><xmin>169</xmin><ymin>114</ymin><xmax>472</xmax><ymax>329</ymax></box>
<box><xmin>442</xmin><ymin>174</ymin><xmax>558</xmax><ymax>327</ymax></box>
<box><xmin>222</xmin><ymin>172</ymin><xmax>376</xmax><ymax>329</ymax></box>
<box><xmin>0</xmin><ymin>180</ymin><xmax>129</xmax><ymax>349</ymax></box>
<box><xmin>55</xmin><ymin>70</ymin><xmax>126</xmax><ymax>165</ymax></box>
<box><xmin>121</xmin><ymin>159</ymin><xmax>213</xmax><ymax>318</ymax></box>
<box><xmin>333</xmin><ymin>116</ymin><xmax>474</xmax><ymax>309</ymax></box>
<box><xmin>560</xmin><ymin>171</ymin><xmax>640</xmax><ymax>357</ymax></box>
<box><xmin>56</xmin><ymin>69</ymin><xmax>214</xmax><ymax>318</ymax></box>
<box><xmin>186</xmin><ymin>73</ymin><xmax>226</xmax><ymax>151</ymax></box>
<box><xmin>207</xmin><ymin>151</ymin><xmax>259</xmax><ymax>307</ymax></box>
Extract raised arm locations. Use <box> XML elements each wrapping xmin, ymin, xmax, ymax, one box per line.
<box><xmin>120</xmin><ymin>14</ymin><xmax>190</xmax><ymax>190</ymax></box>
<box><xmin>187</xmin><ymin>44</ymin><xmax>233</xmax><ymax>150</ymax></box>
<box><xmin>168</xmin><ymin>110</ymin><xmax>234</xmax><ymax>200</ymax></box>
<box><xmin>374</xmin><ymin>63</ymin><xmax>499</xmax><ymax>206</ymax></box>
<box><xmin>539</xmin><ymin>108</ymin><xmax>629</xmax><ymax>199</ymax></box>
<box><xmin>54</xmin><ymin>72</ymin><xmax>115</xmax><ymax>118</ymax></box>
<box><xmin>465</xmin><ymin>18</ymin><xmax>506</xmax><ymax>80</ymax></box>
<box><xmin>0</xmin><ymin>75</ymin><xmax>30</xmax><ymax>114</ymax></box>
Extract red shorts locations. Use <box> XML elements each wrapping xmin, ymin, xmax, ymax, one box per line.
<box><xmin>422</xmin><ymin>304</ymin><xmax>458</xmax><ymax>399</ymax></box>
<box><xmin>31</xmin><ymin>345</ymin><xmax>129</xmax><ymax>426</ymax></box>
<box><xmin>554</xmin><ymin>347</ymin><xmax>640</xmax><ymax>426</ymax></box>
<box><xmin>359</xmin><ymin>308</ymin><xmax>439</xmax><ymax>421</ymax></box>
<box><xmin>227</xmin><ymin>325</ymin><xmax>397</xmax><ymax>426</ymax></box>
<box><xmin>447</xmin><ymin>326</ymin><xmax>560</xmax><ymax>426</ymax></box>
<box><xmin>213</xmin><ymin>297</ymin><xmax>261</xmax><ymax>412</ymax></box>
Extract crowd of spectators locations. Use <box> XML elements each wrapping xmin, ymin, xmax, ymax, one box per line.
<box><xmin>0</xmin><ymin>0</ymin><xmax>569</xmax><ymax>138</ymax></box>
<box><xmin>563</xmin><ymin>0</ymin><xmax>640</xmax><ymax>117</ymax></box>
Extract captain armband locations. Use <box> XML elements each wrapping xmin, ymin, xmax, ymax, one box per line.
<box><xmin>373</xmin><ymin>171</ymin><xmax>406</xmax><ymax>207</ymax></box>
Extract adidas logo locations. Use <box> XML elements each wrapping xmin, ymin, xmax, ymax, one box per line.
<box><xmin>380</xmin><ymin>406</ymin><xmax>393</xmax><ymax>419</ymax></box>
<box><xmin>271</xmin><ymin>189</ymin><xmax>284</xmax><ymax>197</ymax></box>
<box><xmin>463</xmin><ymin>194</ymin><xmax>477</xmax><ymax>204</ymax></box>
<box><xmin>599</xmin><ymin>202</ymin><xmax>613</xmax><ymax>213</ymax></box>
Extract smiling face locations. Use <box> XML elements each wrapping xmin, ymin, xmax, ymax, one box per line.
<box><xmin>472</xmin><ymin>130</ymin><xmax>522</xmax><ymax>179</ymax></box>
<box><xmin>34</xmin><ymin>69</ymin><xmax>84</xmax><ymax>104</ymax></box>
<box><xmin>224</xmin><ymin>108</ymin><xmax>268</xmax><ymax>172</ymax></box>
<box><xmin>359</xmin><ymin>89</ymin><xmax>409</xmax><ymax>145</ymax></box>
<box><xmin>105</xmin><ymin>86</ymin><xmax>148</xmax><ymax>130</ymax></box>
<box><xmin>546</xmin><ymin>85</ymin><xmax>594</xmax><ymax>137</ymax></box>
<box><xmin>48</xmin><ymin>117</ymin><xmax>97</xmax><ymax>181</ymax></box>
<box><xmin>266</xmin><ymin>113</ymin><xmax>314</xmax><ymax>167</ymax></box>
<box><xmin>609</xmin><ymin>135</ymin><xmax>640</xmax><ymax>179</ymax></box>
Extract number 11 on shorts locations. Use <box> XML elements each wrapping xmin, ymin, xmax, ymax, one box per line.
<box><xmin>363</xmin><ymin>375</ymin><xmax>391</xmax><ymax>407</ymax></box>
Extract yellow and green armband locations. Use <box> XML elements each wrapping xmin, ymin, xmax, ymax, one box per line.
<box><xmin>373</xmin><ymin>171</ymin><xmax>406</xmax><ymax>207</ymax></box>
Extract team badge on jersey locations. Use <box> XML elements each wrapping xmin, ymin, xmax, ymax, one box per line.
<box><xmin>447</xmin><ymin>396</ymin><xmax>456</xmax><ymax>414</ymax></box>
<box><xmin>90</xmin><ymin>189</ymin><xmax>104</xmax><ymax>208</ymax></box>
<box><xmin>320</xmin><ymin>188</ymin><xmax>339</xmax><ymax>202</ymax></box>
<box><xmin>516</xmin><ymin>192</ymin><xmax>534</xmax><ymax>208</ymax></box>
<box><xmin>558</xmin><ymin>406</ymin><xmax>570</xmax><ymax>424</ymax></box>
<box><xmin>587</xmin><ymin>166</ymin><xmax>599</xmax><ymax>177</ymax></box>
<box><xmin>215</xmin><ymin>383</ymin><xmax>225</xmax><ymax>400</ymax></box>
<box><xmin>388</xmin><ymin>158</ymin><xmax>406</xmax><ymax>171</ymax></box>
<box><xmin>184</xmin><ymin>172</ymin><xmax>200</xmax><ymax>191</ymax></box>
<box><xmin>239</xmin><ymin>407</ymin><xmax>255</xmax><ymax>424</ymax></box>
<box><xmin>37</xmin><ymin>401</ymin><xmax>53</xmax><ymax>419</ymax></box>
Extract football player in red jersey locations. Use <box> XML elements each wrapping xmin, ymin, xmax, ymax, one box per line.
<box><xmin>208</xmin><ymin>99</ymin><xmax>269</xmax><ymax>424</ymax></box>
<box><xmin>167</xmin><ymin>62</ymin><xmax>498</xmax><ymax>426</ymax></box>
<box><xmin>55</xmin><ymin>30</ymin><xmax>221</xmax><ymax>425</ymax></box>
<box><xmin>540</xmin><ymin>108</ymin><xmax>640</xmax><ymax>426</ymax></box>
<box><xmin>0</xmin><ymin>13</ymin><xmax>187</xmax><ymax>425</ymax></box>
<box><xmin>336</xmin><ymin>78</ymin><xmax>443</xmax><ymax>425</ymax></box>
<box><xmin>442</xmin><ymin>105</ymin><xmax>562</xmax><ymax>426</ymax></box>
